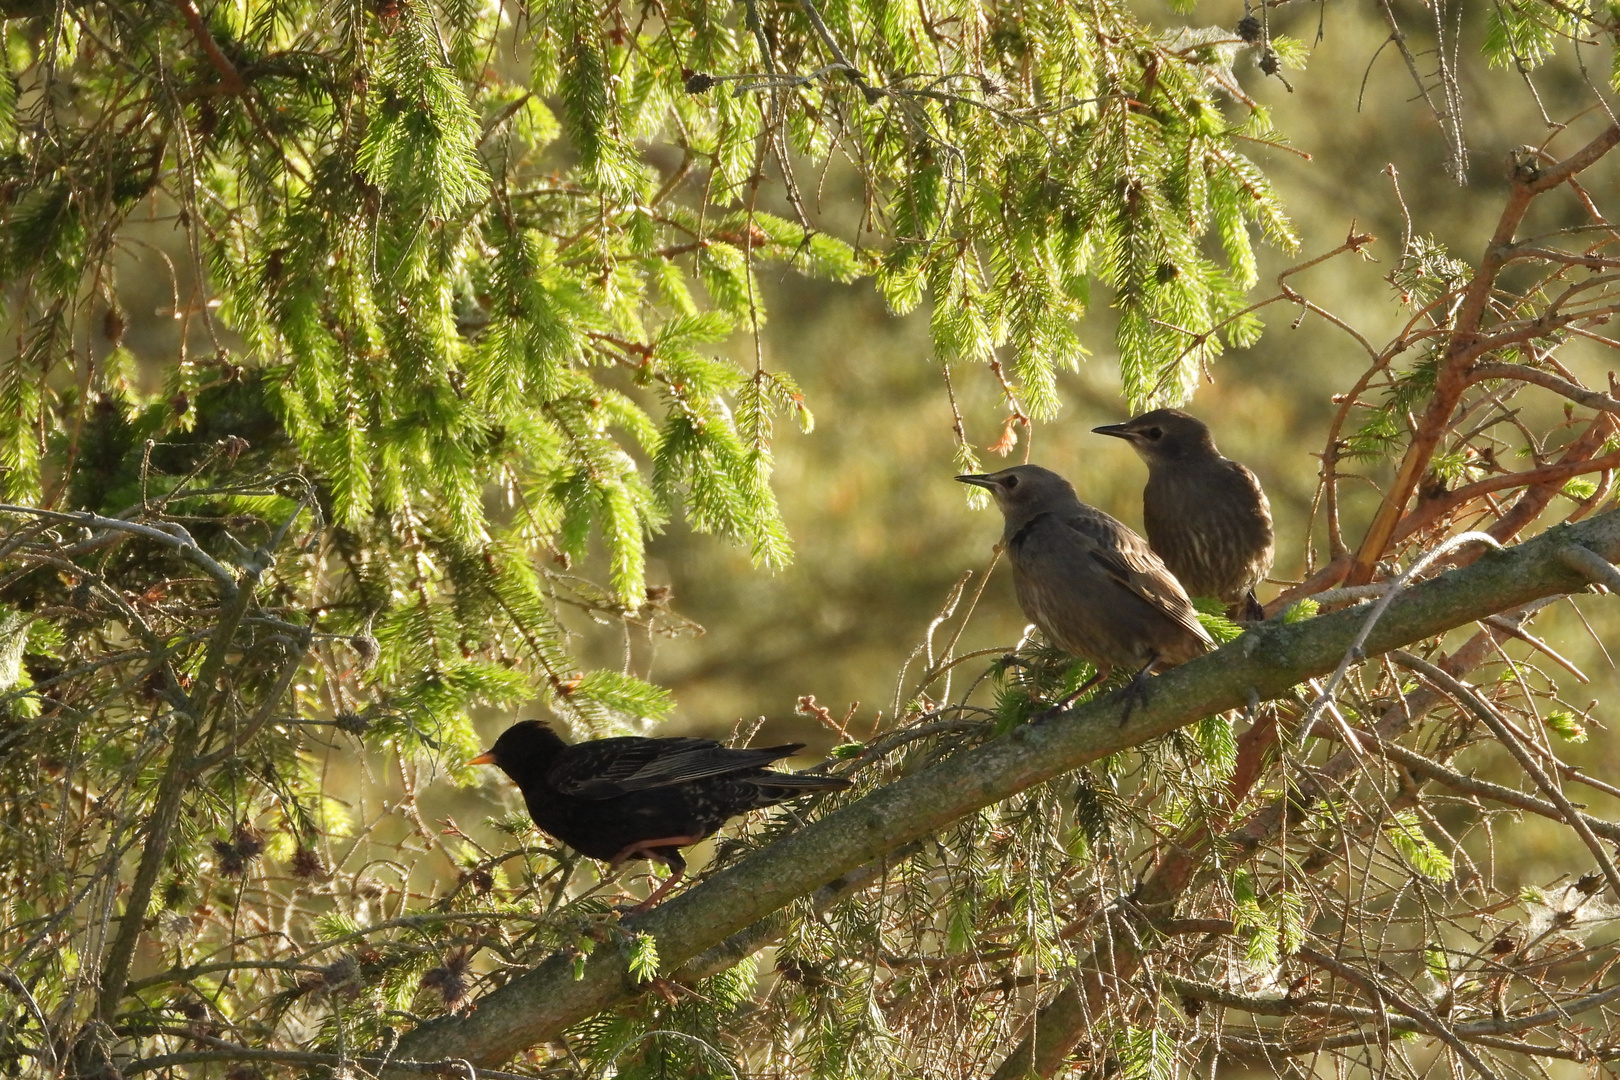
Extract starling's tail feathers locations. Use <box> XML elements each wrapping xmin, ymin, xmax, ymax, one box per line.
<box><xmin>751</xmin><ymin>772</ymin><xmax>852</xmax><ymax>797</ymax></box>
<box><xmin>1241</xmin><ymin>591</ymin><xmax>1264</xmax><ymax>622</ymax></box>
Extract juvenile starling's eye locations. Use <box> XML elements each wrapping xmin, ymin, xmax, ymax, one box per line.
<box><xmin>1145</xmin><ymin>427</ymin><xmax>1163</xmax><ymax>441</ymax></box>
<box><xmin>1003</xmin><ymin>475</ymin><xmax>1020</xmax><ymax>489</ymax></box>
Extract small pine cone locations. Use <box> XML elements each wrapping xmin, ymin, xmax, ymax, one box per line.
<box><xmin>1576</xmin><ymin>871</ymin><xmax>1604</xmax><ymax>896</ymax></box>
<box><xmin>221</xmin><ymin>435</ymin><xmax>249</xmax><ymax>466</ymax></box>
<box><xmin>1258</xmin><ymin>50</ymin><xmax>1280</xmax><ymax>76</ymax></box>
<box><xmin>421</xmin><ymin>948</ymin><xmax>474</xmax><ymax>1012</ymax></box>
<box><xmin>350</xmin><ymin>634</ymin><xmax>381</xmax><ymax>671</ymax></box>
<box><xmin>232</xmin><ymin>823</ymin><xmax>264</xmax><ymax>861</ymax></box>
<box><xmin>1236</xmin><ymin>14</ymin><xmax>1262</xmax><ymax>42</ymax></box>
<box><xmin>291</xmin><ymin>846</ymin><xmax>328</xmax><ymax>880</ymax></box>
<box><xmin>211</xmin><ymin>839</ymin><xmax>245</xmax><ymax>876</ymax></box>
<box><xmin>319</xmin><ymin>955</ymin><xmax>360</xmax><ymax>992</ymax></box>
<box><xmin>102</xmin><ymin>305</ymin><xmax>127</xmax><ymax>347</ymax></box>
<box><xmin>683</xmin><ymin>70</ymin><xmax>719</xmax><ymax>94</ymax></box>
<box><xmin>334</xmin><ymin>710</ymin><xmax>370</xmax><ymax>735</ymax></box>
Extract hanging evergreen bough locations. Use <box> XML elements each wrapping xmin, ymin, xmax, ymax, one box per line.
<box><xmin>1</xmin><ymin>0</ymin><xmax>1299</xmax><ymax>591</ymax></box>
<box><xmin>8</xmin><ymin>0</ymin><xmax>1620</xmax><ymax>1079</ymax></box>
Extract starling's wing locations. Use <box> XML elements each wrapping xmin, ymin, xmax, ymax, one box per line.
<box><xmin>1063</xmin><ymin>512</ymin><xmax>1214</xmax><ymax>648</ymax></box>
<box><xmin>545</xmin><ymin>736</ymin><xmax>709</xmax><ymax>797</ymax></box>
<box><xmin>551</xmin><ymin>737</ymin><xmax>807</xmax><ymax>799</ymax></box>
<box><xmin>1220</xmin><ymin>458</ymin><xmax>1276</xmax><ymax>585</ymax></box>
<box><xmin>1228</xmin><ymin>460</ymin><xmax>1274</xmax><ymax>528</ymax></box>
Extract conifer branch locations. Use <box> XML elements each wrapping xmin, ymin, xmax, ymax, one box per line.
<box><xmin>390</xmin><ymin>509</ymin><xmax>1620</xmax><ymax>1072</ymax></box>
<box><xmin>1466</xmin><ymin>362</ymin><xmax>1620</xmax><ymax>414</ymax></box>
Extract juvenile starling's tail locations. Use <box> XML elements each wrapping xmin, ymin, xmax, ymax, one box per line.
<box><xmin>1241</xmin><ymin>591</ymin><xmax>1265</xmax><ymax>622</ymax></box>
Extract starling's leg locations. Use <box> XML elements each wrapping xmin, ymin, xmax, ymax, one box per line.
<box><xmin>1118</xmin><ymin>654</ymin><xmax>1162</xmax><ymax>726</ymax></box>
<box><xmin>607</xmin><ymin>836</ymin><xmax>704</xmax><ymax>869</ymax></box>
<box><xmin>620</xmin><ymin>850</ymin><xmax>688</xmax><ymax>915</ymax></box>
<box><xmin>609</xmin><ymin>841</ymin><xmax>701</xmax><ymax>915</ymax></box>
<box><xmin>1033</xmin><ymin>667</ymin><xmax>1111</xmax><ymax>723</ymax></box>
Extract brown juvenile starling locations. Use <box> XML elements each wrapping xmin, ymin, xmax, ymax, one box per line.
<box><xmin>957</xmin><ymin>464</ymin><xmax>1212</xmax><ymax>709</ymax></box>
<box><xmin>469</xmin><ymin>720</ymin><xmax>849</xmax><ymax>912</ymax></box>
<box><xmin>1093</xmin><ymin>409</ymin><xmax>1274</xmax><ymax>621</ymax></box>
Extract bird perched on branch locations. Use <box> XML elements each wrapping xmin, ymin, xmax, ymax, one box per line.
<box><xmin>958</xmin><ymin>464</ymin><xmax>1212</xmax><ymax>713</ymax></box>
<box><xmin>469</xmin><ymin>720</ymin><xmax>849</xmax><ymax>913</ymax></box>
<box><xmin>1093</xmin><ymin>409</ymin><xmax>1274</xmax><ymax>621</ymax></box>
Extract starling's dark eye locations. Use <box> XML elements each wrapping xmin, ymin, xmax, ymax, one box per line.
<box><xmin>1003</xmin><ymin>475</ymin><xmax>1019</xmax><ymax>489</ymax></box>
<box><xmin>1145</xmin><ymin>427</ymin><xmax>1163</xmax><ymax>441</ymax></box>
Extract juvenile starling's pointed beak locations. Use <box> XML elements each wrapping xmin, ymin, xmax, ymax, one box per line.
<box><xmin>956</xmin><ymin>474</ymin><xmax>996</xmax><ymax>489</ymax></box>
<box><xmin>1092</xmin><ymin>423</ymin><xmax>1134</xmax><ymax>440</ymax></box>
<box><xmin>466</xmin><ymin>751</ymin><xmax>498</xmax><ymax>767</ymax></box>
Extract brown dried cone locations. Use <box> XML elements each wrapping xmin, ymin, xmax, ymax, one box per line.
<box><xmin>1093</xmin><ymin>409</ymin><xmax>1275</xmax><ymax>621</ymax></box>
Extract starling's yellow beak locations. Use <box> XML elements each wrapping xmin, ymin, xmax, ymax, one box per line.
<box><xmin>1091</xmin><ymin>423</ymin><xmax>1133</xmax><ymax>440</ymax></box>
<box><xmin>466</xmin><ymin>751</ymin><xmax>498</xmax><ymax>767</ymax></box>
<box><xmin>955</xmin><ymin>474</ymin><xmax>996</xmax><ymax>489</ymax></box>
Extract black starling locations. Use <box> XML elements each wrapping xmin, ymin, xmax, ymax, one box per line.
<box><xmin>957</xmin><ymin>465</ymin><xmax>1212</xmax><ymax>709</ymax></box>
<box><xmin>469</xmin><ymin>720</ymin><xmax>849</xmax><ymax>912</ymax></box>
<box><xmin>1093</xmin><ymin>409</ymin><xmax>1274</xmax><ymax>621</ymax></box>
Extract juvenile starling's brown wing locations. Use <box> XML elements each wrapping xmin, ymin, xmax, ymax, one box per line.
<box><xmin>551</xmin><ymin>737</ymin><xmax>808</xmax><ymax>799</ymax></box>
<box><xmin>1069</xmin><ymin>513</ymin><xmax>1213</xmax><ymax>651</ymax></box>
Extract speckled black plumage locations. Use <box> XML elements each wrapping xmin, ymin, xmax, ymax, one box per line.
<box><xmin>471</xmin><ymin>720</ymin><xmax>848</xmax><ymax>908</ymax></box>
<box><xmin>1094</xmin><ymin>409</ymin><xmax>1274</xmax><ymax>621</ymax></box>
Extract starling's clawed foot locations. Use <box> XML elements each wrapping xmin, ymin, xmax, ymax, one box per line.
<box><xmin>614</xmin><ymin>871</ymin><xmax>683</xmax><ymax>917</ymax></box>
<box><xmin>1117</xmin><ymin>659</ymin><xmax>1159</xmax><ymax>726</ymax></box>
<box><xmin>1033</xmin><ymin>668</ymin><xmax>1110</xmax><ymax>723</ymax></box>
<box><xmin>1031</xmin><ymin>701</ymin><xmax>1068</xmax><ymax>724</ymax></box>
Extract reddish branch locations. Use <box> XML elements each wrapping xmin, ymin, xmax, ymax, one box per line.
<box><xmin>174</xmin><ymin>0</ymin><xmax>246</xmax><ymax>94</ymax></box>
<box><xmin>1347</xmin><ymin>123</ymin><xmax>1620</xmax><ymax>586</ymax></box>
<box><xmin>1392</xmin><ymin>415</ymin><xmax>1620</xmax><ymax>543</ymax></box>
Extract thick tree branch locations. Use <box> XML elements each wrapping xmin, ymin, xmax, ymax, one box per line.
<box><xmin>1393</xmin><ymin>430</ymin><xmax>1620</xmax><ymax>542</ymax></box>
<box><xmin>389</xmin><ymin>509</ymin><xmax>1620</xmax><ymax>1072</ymax></box>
